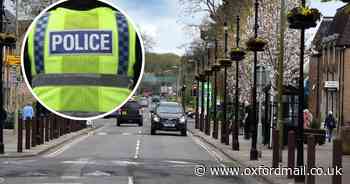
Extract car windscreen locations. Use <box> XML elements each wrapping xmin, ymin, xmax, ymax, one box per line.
<box><xmin>124</xmin><ymin>101</ymin><xmax>141</xmax><ymax>110</ymax></box>
<box><xmin>156</xmin><ymin>105</ymin><xmax>183</xmax><ymax>114</ymax></box>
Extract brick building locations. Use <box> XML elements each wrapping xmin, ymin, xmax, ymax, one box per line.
<box><xmin>309</xmin><ymin>4</ymin><xmax>350</xmax><ymax>126</ymax></box>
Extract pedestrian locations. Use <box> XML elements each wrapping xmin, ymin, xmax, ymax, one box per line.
<box><xmin>324</xmin><ymin>111</ymin><xmax>336</xmax><ymax>142</ymax></box>
<box><xmin>303</xmin><ymin>109</ymin><xmax>313</xmax><ymax>128</ymax></box>
<box><xmin>22</xmin><ymin>104</ymin><xmax>34</xmax><ymax>120</ymax></box>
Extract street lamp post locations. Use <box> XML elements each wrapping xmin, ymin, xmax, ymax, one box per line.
<box><xmin>220</xmin><ymin>21</ymin><xmax>231</xmax><ymax>145</ymax></box>
<box><xmin>0</xmin><ymin>0</ymin><xmax>5</xmax><ymax>154</ymax></box>
<box><xmin>295</xmin><ymin>0</ymin><xmax>306</xmax><ymax>182</ymax></box>
<box><xmin>212</xmin><ymin>39</ymin><xmax>220</xmax><ymax>139</ymax></box>
<box><xmin>231</xmin><ymin>15</ymin><xmax>244</xmax><ymax>151</ymax></box>
<box><xmin>205</xmin><ymin>42</ymin><xmax>214</xmax><ymax>135</ymax></box>
<box><xmin>195</xmin><ymin>60</ymin><xmax>200</xmax><ymax>129</ymax></box>
<box><xmin>250</xmin><ymin>0</ymin><xmax>260</xmax><ymax>161</ymax></box>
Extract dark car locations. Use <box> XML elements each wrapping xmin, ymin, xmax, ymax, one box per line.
<box><xmin>151</xmin><ymin>102</ymin><xmax>187</xmax><ymax>136</ymax></box>
<box><xmin>117</xmin><ymin>100</ymin><xmax>143</xmax><ymax>126</ymax></box>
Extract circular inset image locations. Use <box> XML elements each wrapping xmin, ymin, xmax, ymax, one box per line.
<box><xmin>21</xmin><ymin>0</ymin><xmax>144</xmax><ymax>120</ymax></box>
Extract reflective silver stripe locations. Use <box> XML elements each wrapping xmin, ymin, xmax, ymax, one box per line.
<box><xmin>60</xmin><ymin>111</ymin><xmax>104</xmax><ymax>118</ymax></box>
<box><xmin>32</xmin><ymin>73</ymin><xmax>131</xmax><ymax>88</ymax></box>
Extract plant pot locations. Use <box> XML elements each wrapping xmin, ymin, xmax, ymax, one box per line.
<box><xmin>246</xmin><ymin>38</ymin><xmax>267</xmax><ymax>52</ymax></box>
<box><xmin>341</xmin><ymin>126</ymin><xmax>350</xmax><ymax>155</ymax></box>
<box><xmin>230</xmin><ymin>48</ymin><xmax>246</xmax><ymax>61</ymax></box>
<box><xmin>287</xmin><ymin>7</ymin><xmax>321</xmax><ymax>30</ymax></box>
<box><xmin>219</xmin><ymin>58</ymin><xmax>232</xmax><ymax>67</ymax></box>
<box><xmin>304</xmin><ymin>128</ymin><xmax>326</xmax><ymax>145</ymax></box>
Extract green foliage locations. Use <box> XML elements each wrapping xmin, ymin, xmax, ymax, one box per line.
<box><xmin>145</xmin><ymin>52</ymin><xmax>181</xmax><ymax>74</ymax></box>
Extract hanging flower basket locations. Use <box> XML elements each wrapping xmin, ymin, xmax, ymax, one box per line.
<box><xmin>230</xmin><ymin>47</ymin><xmax>246</xmax><ymax>61</ymax></box>
<box><xmin>198</xmin><ymin>73</ymin><xmax>207</xmax><ymax>82</ymax></box>
<box><xmin>0</xmin><ymin>33</ymin><xmax>17</xmax><ymax>45</ymax></box>
<box><xmin>287</xmin><ymin>6</ymin><xmax>321</xmax><ymax>30</ymax></box>
<box><xmin>211</xmin><ymin>63</ymin><xmax>221</xmax><ymax>72</ymax></box>
<box><xmin>204</xmin><ymin>68</ymin><xmax>212</xmax><ymax>76</ymax></box>
<box><xmin>246</xmin><ymin>37</ymin><xmax>267</xmax><ymax>52</ymax></box>
<box><xmin>219</xmin><ymin>58</ymin><xmax>232</xmax><ymax>67</ymax></box>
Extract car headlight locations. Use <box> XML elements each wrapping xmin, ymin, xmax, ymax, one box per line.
<box><xmin>179</xmin><ymin>116</ymin><xmax>186</xmax><ymax>123</ymax></box>
<box><xmin>153</xmin><ymin>116</ymin><xmax>160</xmax><ymax>122</ymax></box>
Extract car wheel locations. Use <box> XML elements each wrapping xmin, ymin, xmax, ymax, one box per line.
<box><xmin>151</xmin><ymin>128</ymin><xmax>156</xmax><ymax>135</ymax></box>
<box><xmin>181</xmin><ymin>129</ymin><xmax>187</xmax><ymax>136</ymax></box>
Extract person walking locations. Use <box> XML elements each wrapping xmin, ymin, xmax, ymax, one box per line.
<box><xmin>22</xmin><ymin>104</ymin><xmax>34</xmax><ymax>120</ymax></box>
<box><xmin>324</xmin><ymin>111</ymin><xmax>336</xmax><ymax>142</ymax></box>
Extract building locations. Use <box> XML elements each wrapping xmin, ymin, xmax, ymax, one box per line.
<box><xmin>309</xmin><ymin>4</ymin><xmax>350</xmax><ymax>126</ymax></box>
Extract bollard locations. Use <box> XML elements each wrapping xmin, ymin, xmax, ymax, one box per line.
<box><xmin>49</xmin><ymin>115</ymin><xmax>54</xmax><ymax>140</ymax></box>
<box><xmin>287</xmin><ymin>130</ymin><xmax>296</xmax><ymax>178</ymax></box>
<box><xmin>39</xmin><ymin>117</ymin><xmax>45</xmax><ymax>144</ymax></box>
<box><xmin>67</xmin><ymin>119</ymin><xmax>71</xmax><ymax>134</ymax></box>
<box><xmin>332</xmin><ymin>138</ymin><xmax>342</xmax><ymax>184</ymax></box>
<box><xmin>31</xmin><ymin>118</ymin><xmax>37</xmax><ymax>147</ymax></box>
<box><xmin>59</xmin><ymin>117</ymin><xmax>64</xmax><ymax>137</ymax></box>
<box><xmin>306</xmin><ymin>135</ymin><xmax>316</xmax><ymax>184</ymax></box>
<box><xmin>17</xmin><ymin>116</ymin><xmax>23</xmax><ymax>153</ymax></box>
<box><xmin>272</xmin><ymin>129</ymin><xmax>279</xmax><ymax>168</ymax></box>
<box><xmin>25</xmin><ymin>119</ymin><xmax>31</xmax><ymax>149</ymax></box>
<box><xmin>45</xmin><ymin>116</ymin><xmax>49</xmax><ymax>142</ymax></box>
<box><xmin>53</xmin><ymin>116</ymin><xmax>59</xmax><ymax>139</ymax></box>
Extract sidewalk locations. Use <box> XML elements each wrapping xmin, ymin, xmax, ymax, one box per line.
<box><xmin>188</xmin><ymin>121</ymin><xmax>349</xmax><ymax>184</ymax></box>
<box><xmin>0</xmin><ymin>125</ymin><xmax>99</xmax><ymax>158</ymax></box>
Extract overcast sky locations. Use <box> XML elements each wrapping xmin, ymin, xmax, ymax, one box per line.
<box><xmin>111</xmin><ymin>0</ymin><xmax>346</xmax><ymax>56</ymax></box>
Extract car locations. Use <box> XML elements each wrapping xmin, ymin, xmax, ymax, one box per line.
<box><xmin>151</xmin><ymin>102</ymin><xmax>187</xmax><ymax>136</ymax></box>
<box><xmin>138</xmin><ymin>98</ymin><xmax>149</xmax><ymax>108</ymax></box>
<box><xmin>117</xmin><ymin>100</ymin><xmax>143</xmax><ymax>126</ymax></box>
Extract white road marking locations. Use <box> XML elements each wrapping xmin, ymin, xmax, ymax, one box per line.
<box><xmin>188</xmin><ymin>131</ymin><xmax>226</xmax><ymax>167</ymax></box>
<box><xmin>128</xmin><ymin>176</ymin><xmax>134</xmax><ymax>184</ymax></box>
<box><xmin>84</xmin><ymin>170</ymin><xmax>111</xmax><ymax>177</ymax></box>
<box><xmin>122</xmin><ymin>133</ymin><xmax>132</xmax><ymax>136</ymax></box>
<box><xmin>138</xmin><ymin>130</ymin><xmax>142</xmax><ymax>134</ymax></box>
<box><xmin>134</xmin><ymin>139</ymin><xmax>141</xmax><ymax>159</ymax></box>
<box><xmin>112</xmin><ymin>160</ymin><xmax>139</xmax><ymax>166</ymax></box>
<box><xmin>61</xmin><ymin>176</ymin><xmax>81</xmax><ymax>179</ymax></box>
<box><xmin>0</xmin><ymin>177</ymin><xmax>5</xmax><ymax>183</ymax></box>
<box><xmin>33</xmin><ymin>183</ymin><xmax>82</xmax><ymax>184</ymax></box>
<box><xmin>97</xmin><ymin>132</ymin><xmax>107</xmax><ymax>135</ymax></box>
<box><xmin>62</xmin><ymin>160</ymin><xmax>95</xmax><ymax>165</ymax></box>
<box><xmin>44</xmin><ymin>134</ymin><xmax>90</xmax><ymax>158</ymax></box>
<box><xmin>164</xmin><ymin>160</ymin><xmax>194</xmax><ymax>165</ymax></box>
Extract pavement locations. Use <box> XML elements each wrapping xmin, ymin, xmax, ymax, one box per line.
<box><xmin>0</xmin><ymin>109</ymin><xmax>264</xmax><ymax>184</ymax></box>
<box><xmin>0</xmin><ymin>121</ymin><xmax>101</xmax><ymax>158</ymax></box>
<box><xmin>188</xmin><ymin>121</ymin><xmax>350</xmax><ymax>184</ymax></box>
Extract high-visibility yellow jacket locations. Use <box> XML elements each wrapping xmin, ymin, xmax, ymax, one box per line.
<box><xmin>27</xmin><ymin>7</ymin><xmax>137</xmax><ymax>116</ymax></box>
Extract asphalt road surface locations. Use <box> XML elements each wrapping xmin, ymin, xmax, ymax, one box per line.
<box><xmin>0</xmin><ymin>109</ymin><xmax>263</xmax><ymax>184</ymax></box>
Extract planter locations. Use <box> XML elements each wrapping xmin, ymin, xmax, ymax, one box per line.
<box><xmin>304</xmin><ymin>128</ymin><xmax>326</xmax><ymax>145</ymax></box>
<box><xmin>219</xmin><ymin>58</ymin><xmax>232</xmax><ymax>67</ymax></box>
<box><xmin>246</xmin><ymin>37</ymin><xmax>267</xmax><ymax>52</ymax></box>
<box><xmin>287</xmin><ymin>7</ymin><xmax>321</xmax><ymax>30</ymax></box>
<box><xmin>230</xmin><ymin>48</ymin><xmax>246</xmax><ymax>61</ymax></box>
<box><xmin>211</xmin><ymin>63</ymin><xmax>221</xmax><ymax>72</ymax></box>
<box><xmin>0</xmin><ymin>33</ymin><xmax>16</xmax><ymax>45</ymax></box>
<box><xmin>341</xmin><ymin>126</ymin><xmax>350</xmax><ymax>155</ymax></box>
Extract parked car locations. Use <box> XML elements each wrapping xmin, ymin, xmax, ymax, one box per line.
<box><xmin>151</xmin><ymin>102</ymin><xmax>187</xmax><ymax>136</ymax></box>
<box><xmin>117</xmin><ymin>100</ymin><xmax>143</xmax><ymax>126</ymax></box>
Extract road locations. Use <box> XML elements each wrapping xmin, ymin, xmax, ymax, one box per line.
<box><xmin>0</xmin><ymin>110</ymin><xmax>262</xmax><ymax>184</ymax></box>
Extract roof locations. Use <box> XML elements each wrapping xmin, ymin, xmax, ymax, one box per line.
<box><xmin>327</xmin><ymin>4</ymin><xmax>350</xmax><ymax>46</ymax></box>
<box><xmin>312</xmin><ymin>17</ymin><xmax>333</xmax><ymax>50</ymax></box>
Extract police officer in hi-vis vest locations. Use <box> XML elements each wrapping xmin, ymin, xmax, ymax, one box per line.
<box><xmin>23</xmin><ymin>0</ymin><xmax>143</xmax><ymax>118</ymax></box>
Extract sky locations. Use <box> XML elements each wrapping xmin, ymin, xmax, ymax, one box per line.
<box><xmin>111</xmin><ymin>0</ymin><xmax>346</xmax><ymax>56</ymax></box>
<box><xmin>4</xmin><ymin>0</ymin><xmax>346</xmax><ymax>55</ymax></box>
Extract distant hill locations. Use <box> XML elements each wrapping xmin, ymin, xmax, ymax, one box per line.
<box><xmin>144</xmin><ymin>52</ymin><xmax>181</xmax><ymax>74</ymax></box>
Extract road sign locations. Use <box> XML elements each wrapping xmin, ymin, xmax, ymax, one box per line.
<box><xmin>324</xmin><ymin>81</ymin><xmax>339</xmax><ymax>90</ymax></box>
<box><xmin>6</xmin><ymin>55</ymin><xmax>21</xmax><ymax>65</ymax></box>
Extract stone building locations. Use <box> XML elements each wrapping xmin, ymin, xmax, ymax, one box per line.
<box><xmin>309</xmin><ymin>4</ymin><xmax>350</xmax><ymax>126</ymax></box>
